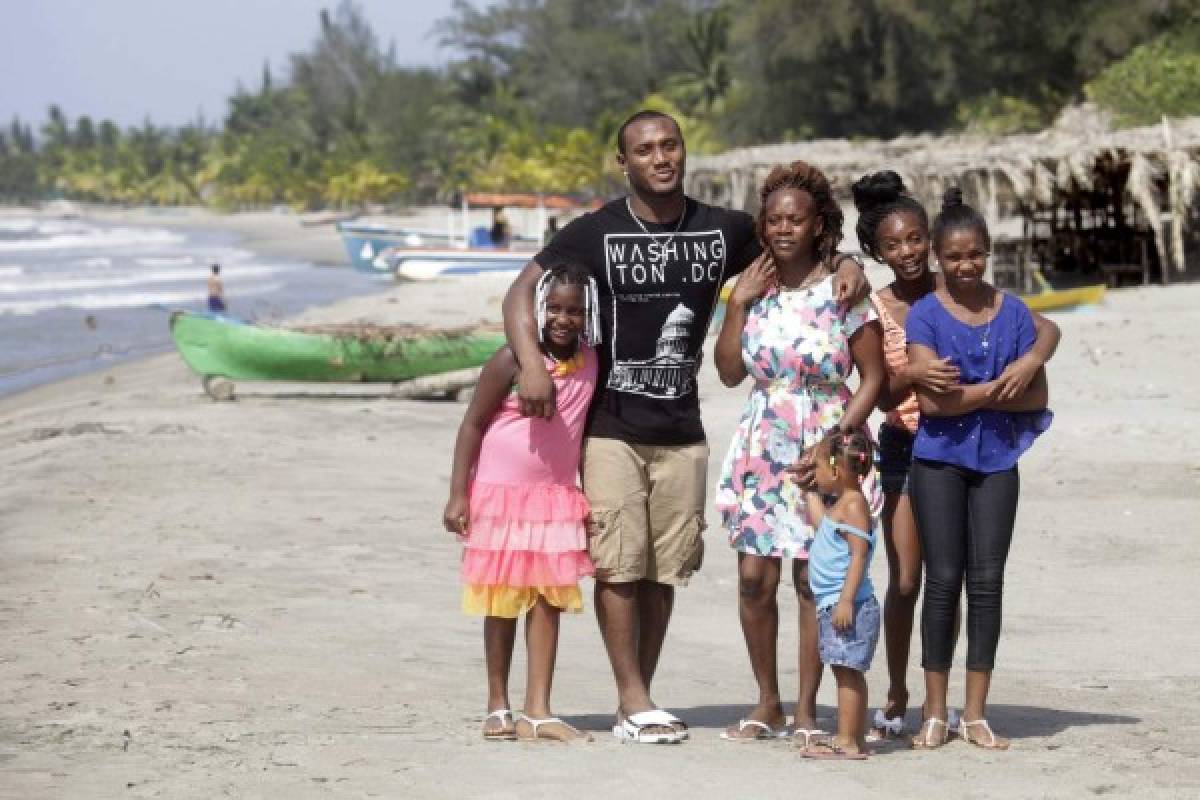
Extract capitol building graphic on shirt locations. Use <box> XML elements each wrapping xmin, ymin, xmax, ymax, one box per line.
<box><xmin>609</xmin><ymin>303</ymin><xmax>697</xmax><ymax>398</ymax></box>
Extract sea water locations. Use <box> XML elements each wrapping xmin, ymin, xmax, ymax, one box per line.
<box><xmin>0</xmin><ymin>213</ymin><xmax>383</xmax><ymax>397</ymax></box>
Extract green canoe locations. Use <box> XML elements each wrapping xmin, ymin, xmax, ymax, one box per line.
<box><xmin>170</xmin><ymin>311</ymin><xmax>506</xmax><ymax>383</ymax></box>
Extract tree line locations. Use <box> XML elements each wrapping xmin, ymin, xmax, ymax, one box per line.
<box><xmin>2</xmin><ymin>0</ymin><xmax>1197</xmax><ymax>208</ymax></box>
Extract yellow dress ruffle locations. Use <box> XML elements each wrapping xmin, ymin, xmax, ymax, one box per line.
<box><xmin>461</xmin><ymin>584</ymin><xmax>584</xmax><ymax>618</ymax></box>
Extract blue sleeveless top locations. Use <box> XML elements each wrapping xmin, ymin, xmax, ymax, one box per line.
<box><xmin>808</xmin><ymin>516</ymin><xmax>876</xmax><ymax>610</ymax></box>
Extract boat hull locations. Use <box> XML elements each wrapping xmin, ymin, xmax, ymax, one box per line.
<box><xmin>390</xmin><ymin>249</ymin><xmax>535</xmax><ymax>281</ymax></box>
<box><xmin>169</xmin><ymin>312</ymin><xmax>506</xmax><ymax>383</ymax></box>
<box><xmin>337</xmin><ymin>222</ymin><xmax>539</xmax><ymax>273</ymax></box>
<box><xmin>1022</xmin><ymin>284</ymin><xmax>1105</xmax><ymax>312</ymax></box>
<box><xmin>337</xmin><ymin>224</ymin><xmax>460</xmax><ymax>272</ymax></box>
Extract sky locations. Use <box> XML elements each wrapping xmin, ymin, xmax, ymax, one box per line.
<box><xmin>0</xmin><ymin>0</ymin><xmax>487</xmax><ymax>129</ymax></box>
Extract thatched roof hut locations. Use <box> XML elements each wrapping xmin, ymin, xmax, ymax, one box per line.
<box><xmin>687</xmin><ymin>106</ymin><xmax>1200</xmax><ymax>287</ymax></box>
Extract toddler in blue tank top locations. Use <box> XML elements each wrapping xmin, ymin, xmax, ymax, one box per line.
<box><xmin>798</xmin><ymin>431</ymin><xmax>879</xmax><ymax>760</ymax></box>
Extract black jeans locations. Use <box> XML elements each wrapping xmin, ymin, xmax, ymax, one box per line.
<box><xmin>909</xmin><ymin>458</ymin><xmax>1019</xmax><ymax>672</ymax></box>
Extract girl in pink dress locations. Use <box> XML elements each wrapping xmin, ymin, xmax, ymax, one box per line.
<box><xmin>444</xmin><ymin>262</ymin><xmax>599</xmax><ymax>743</ymax></box>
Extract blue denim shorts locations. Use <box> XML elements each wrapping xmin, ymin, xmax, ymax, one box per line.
<box><xmin>877</xmin><ymin>424</ymin><xmax>915</xmax><ymax>496</ymax></box>
<box><xmin>817</xmin><ymin>595</ymin><xmax>880</xmax><ymax>672</ymax></box>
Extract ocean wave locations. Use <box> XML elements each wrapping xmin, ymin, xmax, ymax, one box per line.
<box><xmin>0</xmin><ymin>226</ymin><xmax>184</xmax><ymax>252</ymax></box>
<box><xmin>135</xmin><ymin>255</ymin><xmax>196</xmax><ymax>267</ymax></box>
<box><xmin>207</xmin><ymin>247</ymin><xmax>256</xmax><ymax>263</ymax></box>
<box><xmin>0</xmin><ymin>264</ymin><xmax>287</xmax><ymax>295</ymax></box>
<box><xmin>75</xmin><ymin>257</ymin><xmax>113</xmax><ymax>268</ymax></box>
<box><xmin>0</xmin><ymin>218</ymin><xmax>37</xmax><ymax>235</ymax></box>
<box><xmin>0</xmin><ymin>281</ymin><xmax>284</xmax><ymax>315</ymax></box>
<box><xmin>0</xmin><ymin>265</ymin><xmax>23</xmax><ymax>277</ymax></box>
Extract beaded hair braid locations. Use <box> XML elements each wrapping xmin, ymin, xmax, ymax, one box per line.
<box><xmin>535</xmin><ymin>262</ymin><xmax>602</xmax><ymax>346</ymax></box>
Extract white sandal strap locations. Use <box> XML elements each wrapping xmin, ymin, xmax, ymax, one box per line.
<box><xmin>917</xmin><ymin>717</ymin><xmax>947</xmax><ymax>746</ymax></box>
<box><xmin>626</xmin><ymin>709</ymin><xmax>679</xmax><ymax>727</ymax></box>
<box><xmin>485</xmin><ymin>709</ymin><xmax>513</xmax><ymax>723</ymax></box>
<box><xmin>960</xmin><ymin>718</ymin><xmax>996</xmax><ymax>746</ymax></box>
<box><xmin>520</xmin><ymin>715</ymin><xmax>565</xmax><ymax>736</ymax></box>
<box><xmin>617</xmin><ymin>712</ymin><xmax>684</xmax><ymax>743</ymax></box>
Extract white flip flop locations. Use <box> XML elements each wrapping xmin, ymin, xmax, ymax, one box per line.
<box><xmin>612</xmin><ymin>710</ymin><xmax>685</xmax><ymax>744</ymax></box>
<box><xmin>482</xmin><ymin>708</ymin><xmax>517</xmax><ymax>741</ymax></box>
<box><xmin>516</xmin><ymin>715</ymin><xmax>591</xmax><ymax>743</ymax></box>
<box><xmin>720</xmin><ymin>718</ymin><xmax>791</xmax><ymax>742</ymax></box>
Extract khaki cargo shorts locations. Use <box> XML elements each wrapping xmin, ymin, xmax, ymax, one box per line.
<box><xmin>581</xmin><ymin>437</ymin><xmax>708</xmax><ymax>587</ymax></box>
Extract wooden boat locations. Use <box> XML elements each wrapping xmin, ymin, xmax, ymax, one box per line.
<box><xmin>169</xmin><ymin>311</ymin><xmax>505</xmax><ymax>395</ymax></box>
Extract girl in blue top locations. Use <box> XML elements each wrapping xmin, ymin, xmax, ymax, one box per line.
<box><xmin>799</xmin><ymin>431</ymin><xmax>879</xmax><ymax>761</ymax></box>
<box><xmin>905</xmin><ymin>189</ymin><xmax>1053</xmax><ymax>751</ymax></box>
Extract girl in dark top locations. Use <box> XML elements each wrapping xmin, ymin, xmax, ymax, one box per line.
<box><xmin>905</xmin><ymin>189</ymin><xmax>1053</xmax><ymax>750</ymax></box>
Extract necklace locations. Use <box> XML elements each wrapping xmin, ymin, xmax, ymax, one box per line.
<box><xmin>776</xmin><ymin>262</ymin><xmax>828</xmax><ymax>292</ymax></box>
<box><xmin>978</xmin><ymin>289</ymin><xmax>1000</xmax><ymax>352</ymax></box>
<box><xmin>626</xmin><ymin>196</ymin><xmax>686</xmax><ymax>264</ymax></box>
<box><xmin>548</xmin><ymin>349</ymin><xmax>585</xmax><ymax>377</ymax></box>
<box><xmin>978</xmin><ymin>316</ymin><xmax>992</xmax><ymax>352</ymax></box>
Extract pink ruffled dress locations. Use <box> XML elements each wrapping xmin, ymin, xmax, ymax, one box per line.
<box><xmin>461</xmin><ymin>346</ymin><xmax>597</xmax><ymax>617</ymax></box>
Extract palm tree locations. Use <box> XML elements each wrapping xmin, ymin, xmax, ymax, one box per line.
<box><xmin>668</xmin><ymin>5</ymin><xmax>732</xmax><ymax>115</ymax></box>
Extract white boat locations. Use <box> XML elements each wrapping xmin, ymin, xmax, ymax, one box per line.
<box><xmin>387</xmin><ymin>248</ymin><xmax>535</xmax><ymax>281</ymax></box>
<box><xmin>337</xmin><ymin>192</ymin><xmax>588</xmax><ymax>275</ymax></box>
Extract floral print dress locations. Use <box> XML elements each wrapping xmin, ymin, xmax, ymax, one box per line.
<box><xmin>715</xmin><ymin>276</ymin><xmax>883</xmax><ymax>559</ymax></box>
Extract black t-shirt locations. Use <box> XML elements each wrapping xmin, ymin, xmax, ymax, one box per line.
<box><xmin>536</xmin><ymin>196</ymin><xmax>761</xmax><ymax>445</ymax></box>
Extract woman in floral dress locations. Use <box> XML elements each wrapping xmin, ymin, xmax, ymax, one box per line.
<box><xmin>714</xmin><ymin>161</ymin><xmax>885</xmax><ymax>744</ymax></box>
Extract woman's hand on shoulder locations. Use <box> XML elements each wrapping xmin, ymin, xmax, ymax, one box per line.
<box><xmin>443</xmin><ymin>493</ymin><xmax>469</xmax><ymax>537</ymax></box>
<box><xmin>729</xmin><ymin>252</ymin><xmax>775</xmax><ymax>308</ymax></box>
<box><xmin>833</xmin><ymin>254</ymin><xmax>870</xmax><ymax>306</ymax></box>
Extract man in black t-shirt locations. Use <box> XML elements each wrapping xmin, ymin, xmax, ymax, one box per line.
<box><xmin>502</xmin><ymin>111</ymin><xmax>866</xmax><ymax>743</ymax></box>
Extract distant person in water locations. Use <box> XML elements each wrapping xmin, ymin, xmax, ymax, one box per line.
<box><xmin>207</xmin><ymin>264</ymin><xmax>226</xmax><ymax>313</ymax></box>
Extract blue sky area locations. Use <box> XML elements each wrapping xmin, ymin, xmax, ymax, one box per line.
<box><xmin>1</xmin><ymin>0</ymin><xmax>489</xmax><ymax>129</ymax></box>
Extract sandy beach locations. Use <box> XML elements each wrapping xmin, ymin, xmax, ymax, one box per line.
<box><xmin>1</xmin><ymin>211</ymin><xmax>1198</xmax><ymax>798</ymax></box>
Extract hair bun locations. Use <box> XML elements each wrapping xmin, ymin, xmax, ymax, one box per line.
<box><xmin>941</xmin><ymin>187</ymin><xmax>965</xmax><ymax>211</ymax></box>
<box><xmin>851</xmin><ymin>171</ymin><xmax>907</xmax><ymax>213</ymax></box>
